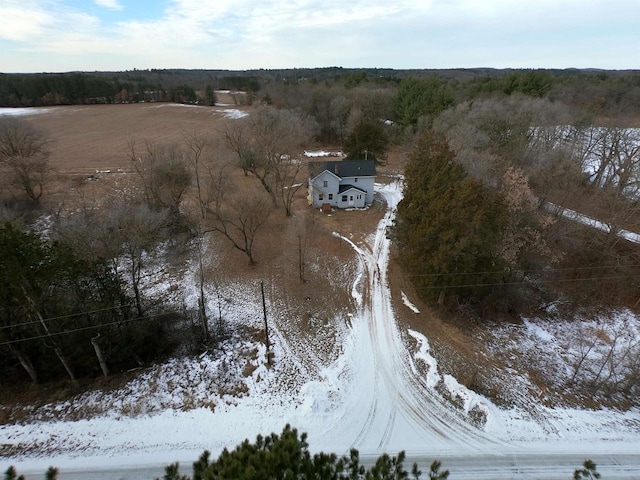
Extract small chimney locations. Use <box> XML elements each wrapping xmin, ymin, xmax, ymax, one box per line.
<box><xmin>335</xmin><ymin>164</ymin><xmax>339</xmax><ymax>175</ymax></box>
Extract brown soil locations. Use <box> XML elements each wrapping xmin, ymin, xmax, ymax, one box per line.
<box><xmin>27</xmin><ymin>103</ymin><xmax>235</xmax><ymax>173</ymax></box>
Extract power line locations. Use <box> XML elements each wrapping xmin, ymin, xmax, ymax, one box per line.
<box><xmin>2</xmin><ymin>264</ymin><xmax>638</xmax><ymax>330</ymax></box>
<box><xmin>389</xmin><ymin>263</ymin><xmax>640</xmax><ymax>279</ymax></box>
<box><xmin>408</xmin><ymin>273</ymin><xmax>640</xmax><ymax>290</ymax></box>
<box><xmin>0</xmin><ymin>310</ymin><xmax>181</xmax><ymax>347</ymax></box>
<box><xmin>0</xmin><ymin>303</ymin><xmax>136</xmax><ymax>331</ymax></box>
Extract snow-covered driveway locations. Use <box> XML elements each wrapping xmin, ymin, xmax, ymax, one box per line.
<box><xmin>311</xmin><ymin>181</ymin><xmax>499</xmax><ymax>454</ymax></box>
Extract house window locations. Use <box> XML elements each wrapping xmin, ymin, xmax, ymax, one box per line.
<box><xmin>319</xmin><ymin>193</ymin><xmax>324</xmax><ymax>201</ymax></box>
<box><xmin>323</xmin><ymin>180</ymin><xmax>328</xmax><ymax>187</ymax></box>
<box><xmin>328</xmin><ymin>194</ymin><xmax>333</xmax><ymax>200</ymax></box>
<box><xmin>341</xmin><ymin>195</ymin><xmax>348</xmax><ymax>202</ymax></box>
<box><xmin>358</xmin><ymin>195</ymin><xmax>361</xmax><ymax>199</ymax></box>
<box><xmin>354</xmin><ymin>178</ymin><xmax>358</xmax><ymax>182</ymax></box>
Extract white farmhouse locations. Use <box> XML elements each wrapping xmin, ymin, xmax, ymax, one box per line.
<box><xmin>308</xmin><ymin>159</ymin><xmax>376</xmax><ymax>209</ymax></box>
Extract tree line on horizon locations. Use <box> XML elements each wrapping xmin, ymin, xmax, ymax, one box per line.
<box><xmin>0</xmin><ymin>72</ymin><xmax>259</xmax><ymax>107</ymax></box>
<box><xmin>0</xmin><ymin>72</ymin><xmax>177</xmax><ymax>106</ymax></box>
<box><xmin>2</xmin><ymin>68</ymin><xmax>640</xmax><ymax>117</ymax></box>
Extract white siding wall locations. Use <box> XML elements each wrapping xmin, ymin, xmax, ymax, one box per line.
<box><xmin>310</xmin><ymin>171</ymin><xmax>340</xmax><ymax>207</ymax></box>
<box><xmin>337</xmin><ymin>189</ymin><xmax>366</xmax><ymax>208</ymax></box>
<box><xmin>341</xmin><ymin>176</ymin><xmax>375</xmax><ymax>204</ymax></box>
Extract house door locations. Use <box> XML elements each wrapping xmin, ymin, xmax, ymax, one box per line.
<box><xmin>349</xmin><ymin>195</ymin><xmax>354</xmax><ymax>206</ymax></box>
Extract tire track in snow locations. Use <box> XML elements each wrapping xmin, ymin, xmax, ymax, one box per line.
<box><xmin>378</xmin><ymin>398</ymin><xmax>397</xmax><ymax>450</ymax></box>
<box><xmin>335</xmin><ymin>180</ymin><xmax>503</xmax><ymax>453</ymax></box>
<box><xmin>351</xmin><ymin>381</ymin><xmax>379</xmax><ymax>449</ymax></box>
<box><xmin>338</xmin><ymin>233</ymin><xmax>380</xmax><ymax>450</ymax></box>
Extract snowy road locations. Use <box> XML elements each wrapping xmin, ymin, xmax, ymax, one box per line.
<box><xmin>16</xmin><ymin>453</ymin><xmax>640</xmax><ymax>480</ymax></box>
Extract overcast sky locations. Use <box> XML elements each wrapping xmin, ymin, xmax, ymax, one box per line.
<box><xmin>1</xmin><ymin>0</ymin><xmax>638</xmax><ymax>73</ymax></box>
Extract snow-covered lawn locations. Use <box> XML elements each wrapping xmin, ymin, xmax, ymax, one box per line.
<box><xmin>2</xmin><ymin>180</ymin><xmax>640</xmax><ymax>475</ymax></box>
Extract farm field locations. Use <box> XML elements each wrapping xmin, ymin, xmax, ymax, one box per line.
<box><xmin>7</xmin><ymin>101</ymin><xmax>246</xmax><ymax>174</ymax></box>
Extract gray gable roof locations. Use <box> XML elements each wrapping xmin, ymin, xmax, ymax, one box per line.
<box><xmin>310</xmin><ymin>159</ymin><xmax>376</xmax><ymax>179</ymax></box>
<box><xmin>338</xmin><ymin>184</ymin><xmax>367</xmax><ymax>194</ymax></box>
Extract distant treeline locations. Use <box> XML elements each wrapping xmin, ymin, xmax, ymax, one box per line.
<box><xmin>0</xmin><ymin>71</ymin><xmax>259</xmax><ymax>107</ymax></box>
<box><xmin>0</xmin><ymin>72</ymin><xmax>189</xmax><ymax>106</ymax></box>
<box><xmin>2</xmin><ymin>68</ymin><xmax>640</xmax><ymax>114</ymax></box>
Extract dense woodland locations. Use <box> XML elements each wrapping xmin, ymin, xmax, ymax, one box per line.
<box><xmin>1</xmin><ymin>68</ymin><xmax>640</xmax><ymax>392</ymax></box>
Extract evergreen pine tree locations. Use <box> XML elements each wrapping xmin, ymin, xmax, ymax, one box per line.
<box><xmin>428</xmin><ymin>460</ymin><xmax>449</xmax><ymax>479</ymax></box>
<box><xmin>3</xmin><ymin>466</ymin><xmax>24</xmax><ymax>480</ymax></box>
<box><xmin>573</xmin><ymin>460</ymin><xmax>601</xmax><ymax>480</ymax></box>
<box><xmin>392</xmin><ymin>132</ymin><xmax>508</xmax><ymax>307</ymax></box>
<box><xmin>44</xmin><ymin>467</ymin><xmax>59</xmax><ymax>480</ymax></box>
<box><xmin>344</xmin><ymin>119</ymin><xmax>389</xmax><ymax>165</ymax></box>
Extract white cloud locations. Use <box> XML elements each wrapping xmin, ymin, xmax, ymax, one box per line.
<box><xmin>0</xmin><ymin>0</ymin><xmax>638</xmax><ymax>72</ymax></box>
<box><xmin>0</xmin><ymin>1</ymin><xmax>55</xmax><ymax>41</ymax></box>
<box><xmin>94</xmin><ymin>0</ymin><xmax>123</xmax><ymax>10</ymax></box>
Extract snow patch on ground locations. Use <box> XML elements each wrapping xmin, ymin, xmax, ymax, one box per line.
<box><xmin>304</xmin><ymin>150</ymin><xmax>343</xmax><ymax>157</ymax></box>
<box><xmin>151</xmin><ymin>103</ymin><xmax>205</xmax><ymax>109</ymax></box>
<box><xmin>442</xmin><ymin>374</ymin><xmax>491</xmax><ymax>417</ymax></box>
<box><xmin>401</xmin><ymin>292</ymin><xmax>420</xmax><ymax>313</ymax></box>
<box><xmin>221</xmin><ymin>108</ymin><xmax>249</xmax><ymax>119</ymax></box>
<box><xmin>332</xmin><ymin>232</ymin><xmax>365</xmax><ymax>307</ymax></box>
<box><xmin>407</xmin><ymin>329</ymin><xmax>440</xmax><ymax>388</ymax></box>
<box><xmin>486</xmin><ymin>311</ymin><xmax>640</xmax><ymax>408</ymax></box>
<box><xmin>0</xmin><ymin>107</ymin><xmax>57</xmax><ymax>116</ymax></box>
<box><xmin>548</xmin><ymin>202</ymin><xmax>640</xmax><ymax>244</ymax></box>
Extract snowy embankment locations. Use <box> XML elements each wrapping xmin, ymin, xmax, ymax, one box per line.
<box><xmin>3</xmin><ymin>180</ymin><xmax>640</xmax><ymax>476</ymax></box>
<box><xmin>548</xmin><ymin>202</ymin><xmax>640</xmax><ymax>244</ymax></box>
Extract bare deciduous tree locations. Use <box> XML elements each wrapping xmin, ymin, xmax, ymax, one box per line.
<box><xmin>223</xmin><ymin>106</ymin><xmax>318</xmax><ymax>214</ymax></box>
<box><xmin>292</xmin><ymin>209</ymin><xmax>318</xmax><ymax>283</ymax></box>
<box><xmin>129</xmin><ymin>140</ymin><xmax>192</xmax><ymax>218</ymax></box>
<box><xmin>55</xmin><ymin>198</ymin><xmax>169</xmax><ymax>317</ymax></box>
<box><xmin>204</xmin><ymin>166</ymin><xmax>271</xmax><ymax>266</ymax></box>
<box><xmin>274</xmin><ymin>154</ymin><xmax>306</xmax><ymax>217</ymax></box>
<box><xmin>211</xmin><ymin>194</ymin><xmax>271</xmax><ymax>266</ymax></box>
<box><xmin>106</xmin><ymin>201</ymin><xmax>169</xmax><ymax>317</ymax></box>
<box><xmin>0</xmin><ymin>117</ymin><xmax>52</xmax><ymax>205</ymax></box>
<box><xmin>183</xmin><ymin>132</ymin><xmax>219</xmax><ymax>340</ymax></box>
<box><xmin>572</xmin><ymin>125</ymin><xmax>640</xmax><ymax>196</ymax></box>
<box><xmin>433</xmin><ymin>95</ymin><xmax>575</xmax><ymax>190</ymax></box>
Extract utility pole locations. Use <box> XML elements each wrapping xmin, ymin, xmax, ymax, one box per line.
<box><xmin>298</xmin><ymin>234</ymin><xmax>305</xmax><ymax>283</ymax></box>
<box><xmin>260</xmin><ymin>281</ymin><xmax>271</xmax><ymax>365</ymax></box>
